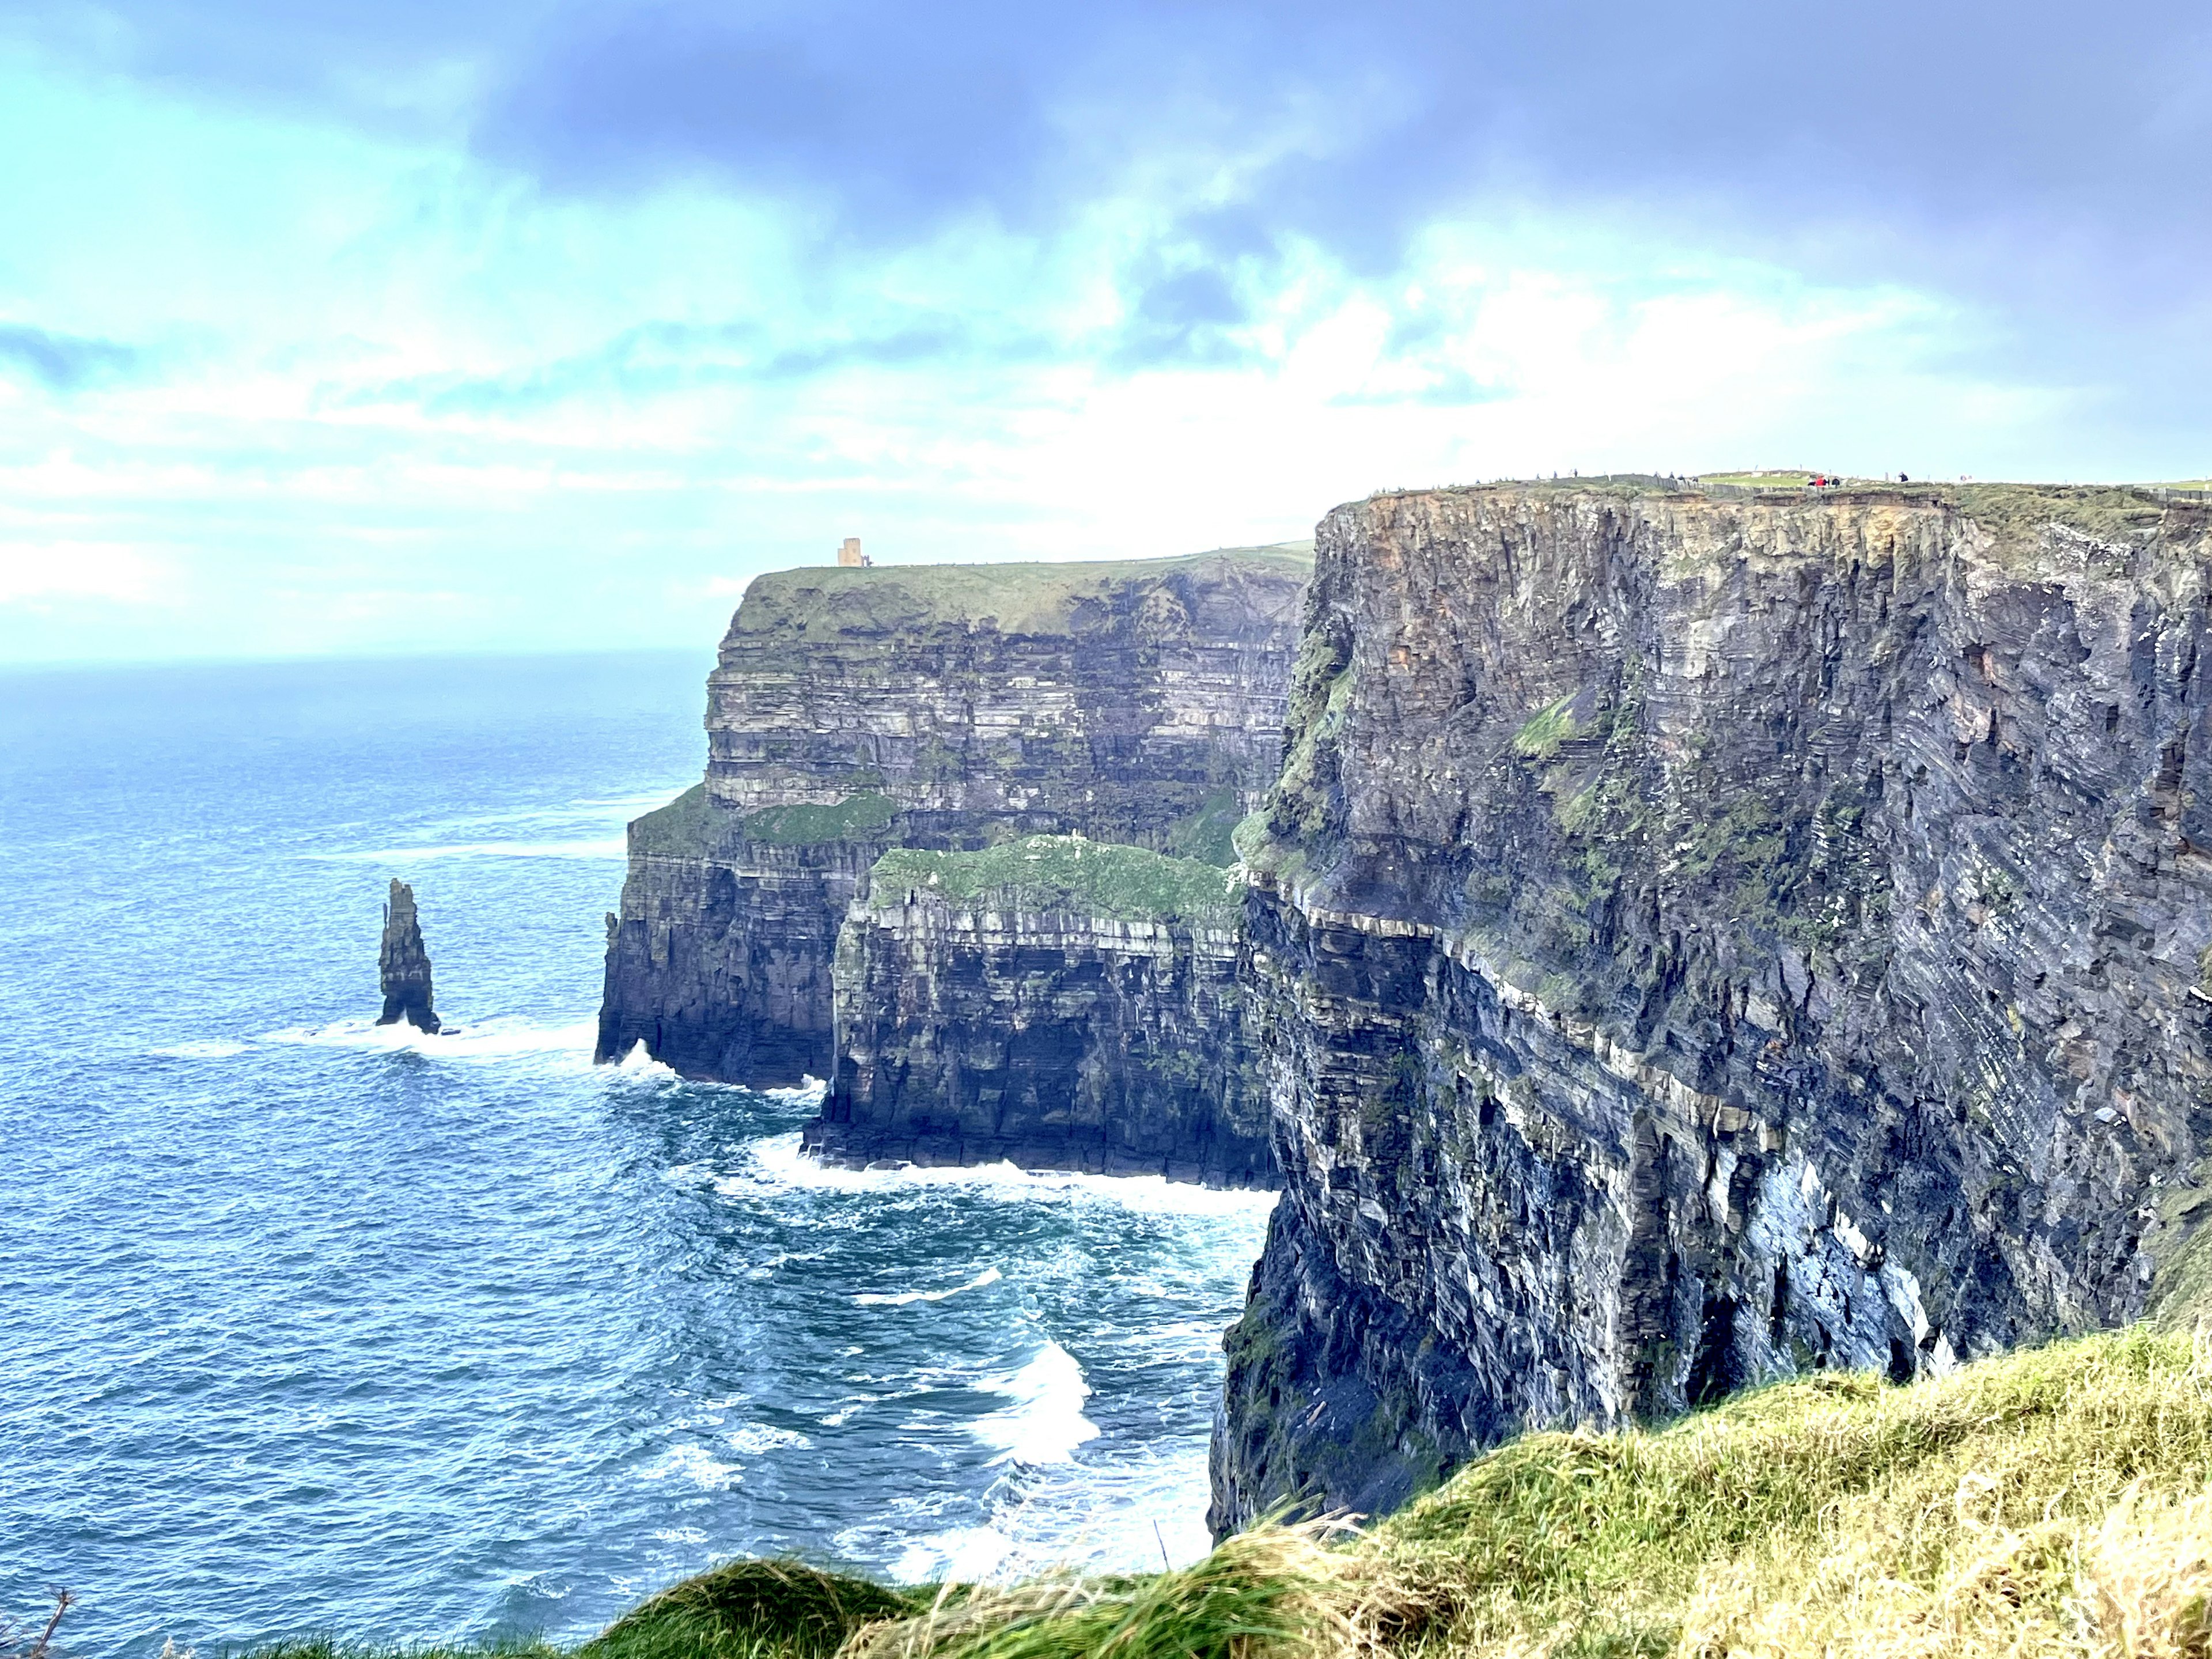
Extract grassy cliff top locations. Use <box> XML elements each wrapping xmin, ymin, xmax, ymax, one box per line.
<box><xmin>868</xmin><ymin>835</ymin><xmax>1246</xmax><ymax>926</ymax></box>
<box><xmin>730</xmin><ymin>543</ymin><xmax>1313</xmax><ymax>643</ymax></box>
<box><xmin>1349</xmin><ymin>478</ymin><xmax>2207</xmax><ymax>559</ymax></box>
<box><xmin>228</xmin><ymin>1324</ymin><xmax>2212</xmax><ymax>1659</ymax></box>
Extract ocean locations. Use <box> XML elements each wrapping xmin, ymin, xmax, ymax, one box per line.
<box><xmin>0</xmin><ymin>652</ymin><xmax>1274</xmax><ymax>1656</ymax></box>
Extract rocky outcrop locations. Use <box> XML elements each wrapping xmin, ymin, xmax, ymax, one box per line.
<box><xmin>1211</xmin><ymin>480</ymin><xmax>2212</xmax><ymax>1534</ymax></box>
<box><xmin>596</xmin><ymin>546</ymin><xmax>1309</xmax><ymax>1084</ymax></box>
<box><xmin>377</xmin><ymin>878</ymin><xmax>439</xmax><ymax>1033</ymax></box>
<box><xmin>804</xmin><ymin>836</ymin><xmax>1273</xmax><ymax>1185</ymax></box>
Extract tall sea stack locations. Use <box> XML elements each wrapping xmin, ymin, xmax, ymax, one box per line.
<box><xmin>377</xmin><ymin>878</ymin><xmax>440</xmax><ymax>1033</ymax></box>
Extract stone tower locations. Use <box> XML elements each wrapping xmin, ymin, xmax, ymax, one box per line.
<box><xmin>837</xmin><ymin>537</ymin><xmax>870</xmax><ymax>567</ymax></box>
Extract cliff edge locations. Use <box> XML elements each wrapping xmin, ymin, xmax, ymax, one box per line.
<box><xmin>1212</xmin><ymin>480</ymin><xmax>2212</xmax><ymax>1532</ymax></box>
<box><xmin>594</xmin><ymin>544</ymin><xmax>1309</xmax><ymax>1090</ymax></box>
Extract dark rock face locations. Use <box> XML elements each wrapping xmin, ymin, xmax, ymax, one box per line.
<box><xmin>596</xmin><ymin>547</ymin><xmax>1309</xmax><ymax>1084</ymax></box>
<box><xmin>377</xmin><ymin>878</ymin><xmax>440</xmax><ymax>1033</ymax></box>
<box><xmin>805</xmin><ymin>840</ymin><xmax>1274</xmax><ymax>1186</ymax></box>
<box><xmin>1211</xmin><ymin>482</ymin><xmax>2212</xmax><ymax>1535</ymax></box>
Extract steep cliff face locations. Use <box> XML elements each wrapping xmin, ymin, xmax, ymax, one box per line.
<box><xmin>1211</xmin><ymin>481</ymin><xmax>2212</xmax><ymax>1533</ymax></box>
<box><xmin>805</xmin><ymin>836</ymin><xmax>1272</xmax><ymax>1185</ymax></box>
<box><xmin>377</xmin><ymin>878</ymin><xmax>439</xmax><ymax>1033</ymax></box>
<box><xmin>596</xmin><ymin>546</ymin><xmax>1309</xmax><ymax>1084</ymax></box>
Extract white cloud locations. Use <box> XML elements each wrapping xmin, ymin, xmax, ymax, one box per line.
<box><xmin>0</xmin><ymin>44</ymin><xmax>2150</xmax><ymax>664</ymax></box>
<box><xmin>0</xmin><ymin>539</ymin><xmax>168</xmax><ymax>605</ymax></box>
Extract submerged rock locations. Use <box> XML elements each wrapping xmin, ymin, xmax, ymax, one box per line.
<box><xmin>376</xmin><ymin>878</ymin><xmax>440</xmax><ymax>1033</ymax></box>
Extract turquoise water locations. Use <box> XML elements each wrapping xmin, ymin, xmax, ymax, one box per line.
<box><xmin>0</xmin><ymin>654</ymin><xmax>1272</xmax><ymax>1656</ymax></box>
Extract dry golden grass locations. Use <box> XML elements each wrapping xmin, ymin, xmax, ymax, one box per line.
<box><xmin>841</xmin><ymin>1327</ymin><xmax>2212</xmax><ymax>1659</ymax></box>
<box><xmin>1368</xmin><ymin>1327</ymin><xmax>2212</xmax><ymax>1659</ymax></box>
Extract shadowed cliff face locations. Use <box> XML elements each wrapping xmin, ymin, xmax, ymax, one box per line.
<box><xmin>1211</xmin><ymin>482</ymin><xmax>2212</xmax><ymax>1535</ymax></box>
<box><xmin>377</xmin><ymin>878</ymin><xmax>440</xmax><ymax>1033</ymax></box>
<box><xmin>806</xmin><ymin>838</ymin><xmax>1274</xmax><ymax>1186</ymax></box>
<box><xmin>596</xmin><ymin>547</ymin><xmax>1309</xmax><ymax>1085</ymax></box>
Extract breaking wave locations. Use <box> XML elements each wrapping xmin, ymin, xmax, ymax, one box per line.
<box><xmin>260</xmin><ymin>1014</ymin><xmax>599</xmax><ymax>1064</ymax></box>
<box><xmin>742</xmin><ymin>1133</ymin><xmax>1279</xmax><ymax>1219</ymax></box>
<box><xmin>971</xmin><ymin>1342</ymin><xmax>1100</xmax><ymax>1467</ymax></box>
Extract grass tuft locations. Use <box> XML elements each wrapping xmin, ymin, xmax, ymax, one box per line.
<box><xmin>588</xmin><ymin>1559</ymin><xmax>918</xmax><ymax>1659</ymax></box>
<box><xmin>838</xmin><ymin>1521</ymin><xmax>1405</xmax><ymax>1659</ymax></box>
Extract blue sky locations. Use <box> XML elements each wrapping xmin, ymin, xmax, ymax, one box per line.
<box><xmin>2</xmin><ymin>0</ymin><xmax>2207</xmax><ymax>662</ymax></box>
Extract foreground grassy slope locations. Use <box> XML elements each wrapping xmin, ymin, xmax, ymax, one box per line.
<box><xmin>234</xmin><ymin>1328</ymin><xmax>2212</xmax><ymax>1659</ymax></box>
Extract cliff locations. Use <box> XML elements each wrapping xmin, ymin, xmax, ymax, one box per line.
<box><xmin>595</xmin><ymin>544</ymin><xmax>1309</xmax><ymax>1084</ymax></box>
<box><xmin>377</xmin><ymin>878</ymin><xmax>439</xmax><ymax>1033</ymax></box>
<box><xmin>804</xmin><ymin>836</ymin><xmax>1273</xmax><ymax>1185</ymax></box>
<box><xmin>1211</xmin><ymin>480</ymin><xmax>2212</xmax><ymax>1532</ymax></box>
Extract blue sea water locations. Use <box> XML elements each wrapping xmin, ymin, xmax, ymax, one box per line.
<box><xmin>0</xmin><ymin>653</ymin><xmax>1274</xmax><ymax>1657</ymax></box>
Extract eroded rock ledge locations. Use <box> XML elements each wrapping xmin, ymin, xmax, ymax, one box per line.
<box><xmin>804</xmin><ymin>836</ymin><xmax>1273</xmax><ymax>1186</ymax></box>
<box><xmin>1210</xmin><ymin>480</ymin><xmax>2212</xmax><ymax>1534</ymax></box>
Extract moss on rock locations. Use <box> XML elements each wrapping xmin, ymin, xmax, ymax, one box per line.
<box><xmin>742</xmin><ymin>793</ymin><xmax>899</xmax><ymax>846</ymax></box>
<box><xmin>868</xmin><ymin>836</ymin><xmax>1245</xmax><ymax>926</ymax></box>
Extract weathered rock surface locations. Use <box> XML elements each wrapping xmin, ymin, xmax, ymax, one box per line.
<box><xmin>377</xmin><ymin>878</ymin><xmax>440</xmax><ymax>1033</ymax></box>
<box><xmin>596</xmin><ymin>546</ymin><xmax>1309</xmax><ymax>1084</ymax></box>
<box><xmin>1211</xmin><ymin>480</ymin><xmax>2212</xmax><ymax>1535</ymax></box>
<box><xmin>805</xmin><ymin>836</ymin><xmax>1274</xmax><ymax>1185</ymax></box>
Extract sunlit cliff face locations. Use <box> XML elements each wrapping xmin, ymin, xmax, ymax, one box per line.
<box><xmin>3</xmin><ymin>0</ymin><xmax>2209</xmax><ymax>664</ymax></box>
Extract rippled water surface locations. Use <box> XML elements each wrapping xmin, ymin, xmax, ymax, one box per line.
<box><xmin>0</xmin><ymin>654</ymin><xmax>1274</xmax><ymax>1656</ymax></box>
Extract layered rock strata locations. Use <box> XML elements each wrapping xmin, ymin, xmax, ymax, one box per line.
<box><xmin>804</xmin><ymin>836</ymin><xmax>1273</xmax><ymax>1185</ymax></box>
<box><xmin>377</xmin><ymin>878</ymin><xmax>439</xmax><ymax>1033</ymax></box>
<box><xmin>1211</xmin><ymin>480</ymin><xmax>2212</xmax><ymax>1533</ymax></box>
<box><xmin>596</xmin><ymin>546</ymin><xmax>1310</xmax><ymax>1085</ymax></box>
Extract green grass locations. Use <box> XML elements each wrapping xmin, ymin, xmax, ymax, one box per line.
<box><xmin>629</xmin><ymin>785</ymin><xmax>728</xmax><ymax>858</ymax></box>
<box><xmin>1165</xmin><ymin>787</ymin><xmax>1245</xmax><ymax>868</ymax></box>
<box><xmin>733</xmin><ymin>544</ymin><xmax>1312</xmax><ymax>646</ymax></box>
<box><xmin>1695</xmin><ymin>469</ymin><xmax>1817</xmax><ymax>488</ymax></box>
<box><xmin>868</xmin><ymin>836</ymin><xmax>1245</xmax><ymax>926</ymax></box>
<box><xmin>1509</xmin><ymin>694</ymin><xmax>1582</xmax><ymax>760</ymax></box>
<box><xmin>588</xmin><ymin>1560</ymin><xmax>918</xmax><ymax>1659</ymax></box>
<box><xmin>741</xmin><ymin>793</ymin><xmax>899</xmax><ymax>846</ymax></box>
<box><xmin>215</xmin><ymin>1329</ymin><xmax>2212</xmax><ymax>1659</ymax></box>
<box><xmin>220</xmin><ymin>1563</ymin><xmax>918</xmax><ymax>1659</ymax></box>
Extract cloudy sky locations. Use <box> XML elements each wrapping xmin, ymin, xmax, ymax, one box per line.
<box><xmin>2</xmin><ymin>0</ymin><xmax>2207</xmax><ymax>661</ymax></box>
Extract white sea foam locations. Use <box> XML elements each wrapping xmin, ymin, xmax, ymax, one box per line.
<box><xmin>725</xmin><ymin>1423</ymin><xmax>813</xmax><ymax>1455</ymax></box>
<box><xmin>855</xmin><ymin>1267</ymin><xmax>1003</xmax><ymax>1307</ymax></box>
<box><xmin>615</xmin><ymin>1039</ymin><xmax>677</xmax><ymax>1079</ymax></box>
<box><xmin>148</xmin><ymin>1039</ymin><xmax>251</xmax><ymax>1059</ymax></box>
<box><xmin>762</xmin><ymin>1074</ymin><xmax>829</xmax><ymax>1104</ymax></box>
<box><xmin>888</xmin><ymin>1526</ymin><xmax>1018</xmax><ymax>1585</ymax></box>
<box><xmin>971</xmin><ymin>1342</ymin><xmax>1099</xmax><ymax>1467</ymax></box>
<box><xmin>261</xmin><ymin>1014</ymin><xmax>598</xmax><ymax>1065</ymax></box>
<box><xmin>743</xmin><ymin>1132</ymin><xmax>1280</xmax><ymax>1218</ymax></box>
<box><xmin>639</xmin><ymin>1444</ymin><xmax>742</xmax><ymax>1490</ymax></box>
